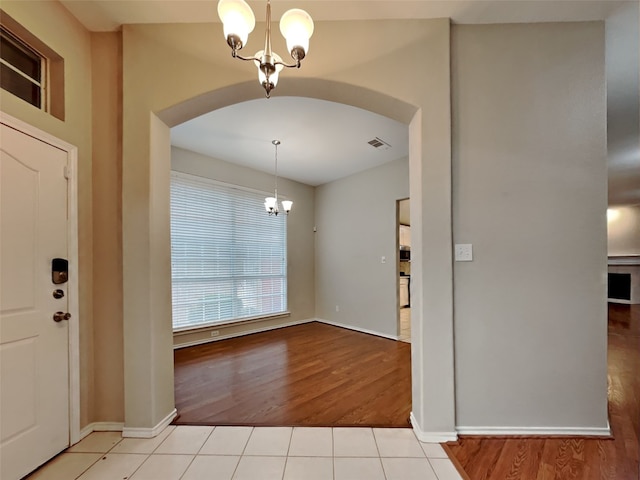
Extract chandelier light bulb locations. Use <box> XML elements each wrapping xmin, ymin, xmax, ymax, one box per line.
<box><xmin>281</xmin><ymin>200</ymin><xmax>293</xmax><ymax>214</ymax></box>
<box><xmin>279</xmin><ymin>8</ymin><xmax>314</xmax><ymax>60</ymax></box>
<box><xmin>217</xmin><ymin>0</ymin><xmax>256</xmax><ymax>50</ymax></box>
<box><xmin>264</xmin><ymin>196</ymin><xmax>277</xmax><ymax>214</ymax></box>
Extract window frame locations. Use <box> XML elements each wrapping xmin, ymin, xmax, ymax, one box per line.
<box><xmin>0</xmin><ymin>26</ymin><xmax>46</xmax><ymax>110</ymax></box>
<box><xmin>0</xmin><ymin>9</ymin><xmax>65</xmax><ymax>120</ymax></box>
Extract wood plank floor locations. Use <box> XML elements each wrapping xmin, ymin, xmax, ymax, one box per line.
<box><xmin>447</xmin><ymin>303</ymin><xmax>640</xmax><ymax>480</ymax></box>
<box><xmin>173</xmin><ymin>321</ymin><xmax>412</xmax><ymax>427</ymax></box>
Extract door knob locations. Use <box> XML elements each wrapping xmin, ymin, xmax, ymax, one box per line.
<box><xmin>53</xmin><ymin>311</ymin><xmax>71</xmax><ymax>322</ymax></box>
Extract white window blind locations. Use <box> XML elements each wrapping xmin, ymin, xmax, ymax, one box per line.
<box><xmin>170</xmin><ymin>172</ymin><xmax>288</xmax><ymax>330</ymax></box>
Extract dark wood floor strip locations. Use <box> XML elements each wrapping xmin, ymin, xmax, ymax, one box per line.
<box><xmin>173</xmin><ymin>321</ymin><xmax>412</xmax><ymax>427</ymax></box>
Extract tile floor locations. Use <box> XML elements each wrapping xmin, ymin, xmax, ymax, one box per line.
<box><xmin>26</xmin><ymin>426</ymin><xmax>463</xmax><ymax>480</ymax></box>
<box><xmin>398</xmin><ymin>308</ymin><xmax>411</xmax><ymax>343</ymax></box>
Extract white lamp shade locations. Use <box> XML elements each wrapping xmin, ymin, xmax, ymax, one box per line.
<box><xmin>255</xmin><ymin>51</ymin><xmax>284</xmax><ymax>86</ymax></box>
<box><xmin>264</xmin><ymin>196</ymin><xmax>277</xmax><ymax>212</ymax></box>
<box><xmin>217</xmin><ymin>0</ymin><xmax>256</xmax><ymax>47</ymax></box>
<box><xmin>281</xmin><ymin>200</ymin><xmax>293</xmax><ymax>212</ymax></box>
<box><xmin>279</xmin><ymin>8</ymin><xmax>314</xmax><ymax>55</ymax></box>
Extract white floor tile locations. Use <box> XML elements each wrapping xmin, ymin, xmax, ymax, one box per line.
<box><xmin>154</xmin><ymin>425</ymin><xmax>213</xmax><ymax>454</ymax></box>
<box><xmin>373</xmin><ymin>428</ymin><xmax>424</xmax><ymax>457</ymax></box>
<box><xmin>421</xmin><ymin>442</ymin><xmax>449</xmax><ymax>459</ymax></box>
<box><xmin>26</xmin><ymin>453</ymin><xmax>102</xmax><ymax>480</ymax></box>
<box><xmin>283</xmin><ymin>457</ymin><xmax>334</xmax><ymax>480</ymax></box>
<box><xmin>199</xmin><ymin>426</ymin><xmax>253</xmax><ymax>455</ymax></box>
<box><xmin>25</xmin><ymin>426</ymin><xmax>466</xmax><ymax>480</ymax></box>
<box><xmin>129</xmin><ymin>454</ymin><xmax>193</xmax><ymax>479</ymax></box>
<box><xmin>67</xmin><ymin>432</ymin><xmax>123</xmax><ymax>453</ymax></box>
<box><xmin>334</xmin><ymin>457</ymin><xmax>385</xmax><ymax>480</ymax></box>
<box><xmin>382</xmin><ymin>457</ymin><xmax>439</xmax><ymax>480</ymax></box>
<box><xmin>76</xmin><ymin>453</ymin><xmax>148</xmax><ymax>480</ymax></box>
<box><xmin>111</xmin><ymin>426</ymin><xmax>176</xmax><ymax>454</ymax></box>
<box><xmin>243</xmin><ymin>427</ymin><xmax>292</xmax><ymax>456</ymax></box>
<box><xmin>288</xmin><ymin>427</ymin><xmax>333</xmax><ymax>457</ymax></box>
<box><xmin>181</xmin><ymin>455</ymin><xmax>240</xmax><ymax>480</ymax></box>
<box><xmin>333</xmin><ymin>428</ymin><xmax>379</xmax><ymax>457</ymax></box>
<box><xmin>429</xmin><ymin>457</ymin><xmax>464</xmax><ymax>480</ymax></box>
<box><xmin>232</xmin><ymin>456</ymin><xmax>286</xmax><ymax>480</ymax></box>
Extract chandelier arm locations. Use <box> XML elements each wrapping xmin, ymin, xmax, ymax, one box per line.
<box><xmin>273</xmin><ymin>59</ymin><xmax>301</xmax><ymax>69</ymax></box>
<box><xmin>232</xmin><ymin>52</ymin><xmax>262</xmax><ymax>62</ymax></box>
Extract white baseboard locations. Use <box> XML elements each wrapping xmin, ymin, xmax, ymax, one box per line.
<box><xmin>174</xmin><ymin>318</ymin><xmax>315</xmax><ymax>349</ymax></box>
<box><xmin>607</xmin><ymin>298</ymin><xmax>632</xmax><ymax>304</ymax></box>
<box><xmin>410</xmin><ymin>412</ymin><xmax>458</xmax><ymax>443</ymax></box>
<box><xmin>79</xmin><ymin>422</ymin><xmax>124</xmax><ymax>441</ymax></box>
<box><xmin>315</xmin><ymin>318</ymin><xmax>398</xmax><ymax>341</ymax></box>
<box><xmin>455</xmin><ymin>424</ymin><xmax>612</xmax><ymax>437</ymax></box>
<box><xmin>122</xmin><ymin>409</ymin><xmax>177</xmax><ymax>438</ymax></box>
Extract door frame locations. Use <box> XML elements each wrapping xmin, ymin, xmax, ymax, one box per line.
<box><xmin>1</xmin><ymin>111</ymin><xmax>80</xmax><ymax>445</ymax></box>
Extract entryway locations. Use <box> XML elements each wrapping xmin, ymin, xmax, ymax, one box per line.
<box><xmin>397</xmin><ymin>198</ymin><xmax>411</xmax><ymax>343</ymax></box>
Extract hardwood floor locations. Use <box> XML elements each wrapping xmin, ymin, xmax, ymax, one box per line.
<box><xmin>447</xmin><ymin>303</ymin><xmax>640</xmax><ymax>480</ymax></box>
<box><xmin>173</xmin><ymin>322</ymin><xmax>412</xmax><ymax>427</ymax></box>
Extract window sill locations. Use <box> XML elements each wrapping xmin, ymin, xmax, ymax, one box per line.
<box><xmin>172</xmin><ymin>311</ymin><xmax>291</xmax><ymax>336</ymax></box>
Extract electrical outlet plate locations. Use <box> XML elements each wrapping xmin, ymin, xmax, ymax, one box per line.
<box><xmin>454</xmin><ymin>244</ymin><xmax>473</xmax><ymax>261</ymax></box>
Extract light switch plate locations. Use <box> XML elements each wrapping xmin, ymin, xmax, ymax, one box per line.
<box><xmin>455</xmin><ymin>244</ymin><xmax>473</xmax><ymax>261</ymax></box>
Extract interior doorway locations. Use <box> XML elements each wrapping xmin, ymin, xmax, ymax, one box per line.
<box><xmin>397</xmin><ymin>198</ymin><xmax>411</xmax><ymax>343</ymax></box>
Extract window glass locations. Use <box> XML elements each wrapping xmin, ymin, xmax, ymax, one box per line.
<box><xmin>0</xmin><ymin>28</ymin><xmax>43</xmax><ymax>109</ymax></box>
<box><xmin>0</xmin><ymin>63</ymin><xmax>40</xmax><ymax>105</ymax></box>
<box><xmin>170</xmin><ymin>172</ymin><xmax>288</xmax><ymax>330</ymax></box>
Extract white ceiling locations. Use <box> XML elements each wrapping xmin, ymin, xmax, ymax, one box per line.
<box><xmin>60</xmin><ymin>1</ymin><xmax>628</xmax><ymax>32</ymax></box>
<box><xmin>60</xmin><ymin>0</ymin><xmax>640</xmax><ymax>200</ymax></box>
<box><xmin>171</xmin><ymin>97</ymin><xmax>408</xmax><ymax>186</ymax></box>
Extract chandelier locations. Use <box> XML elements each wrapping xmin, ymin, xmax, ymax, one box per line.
<box><xmin>217</xmin><ymin>0</ymin><xmax>314</xmax><ymax>98</ymax></box>
<box><xmin>264</xmin><ymin>140</ymin><xmax>293</xmax><ymax>215</ymax></box>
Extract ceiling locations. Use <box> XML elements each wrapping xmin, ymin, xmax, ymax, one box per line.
<box><xmin>60</xmin><ymin>0</ymin><xmax>639</xmax><ymax>201</ymax></box>
<box><xmin>171</xmin><ymin>97</ymin><xmax>408</xmax><ymax>186</ymax></box>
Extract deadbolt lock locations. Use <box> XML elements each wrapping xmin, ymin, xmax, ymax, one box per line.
<box><xmin>53</xmin><ymin>311</ymin><xmax>71</xmax><ymax>322</ymax></box>
<box><xmin>53</xmin><ymin>289</ymin><xmax>65</xmax><ymax>299</ymax></box>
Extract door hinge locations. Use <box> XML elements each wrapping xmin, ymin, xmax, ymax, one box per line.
<box><xmin>64</xmin><ymin>165</ymin><xmax>71</xmax><ymax>180</ymax></box>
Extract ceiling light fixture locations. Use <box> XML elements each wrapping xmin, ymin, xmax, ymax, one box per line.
<box><xmin>265</xmin><ymin>140</ymin><xmax>292</xmax><ymax>215</ymax></box>
<box><xmin>217</xmin><ymin>0</ymin><xmax>314</xmax><ymax>98</ymax></box>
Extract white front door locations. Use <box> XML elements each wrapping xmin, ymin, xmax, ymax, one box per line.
<box><xmin>0</xmin><ymin>123</ymin><xmax>70</xmax><ymax>480</ymax></box>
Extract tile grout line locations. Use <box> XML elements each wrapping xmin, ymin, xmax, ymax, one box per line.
<box><xmin>371</xmin><ymin>427</ymin><xmax>389</xmax><ymax>480</ymax></box>
<box><xmin>230</xmin><ymin>426</ymin><xmax>254</xmax><ymax>480</ymax></box>
<box><xmin>281</xmin><ymin>426</ymin><xmax>295</xmax><ymax>480</ymax></box>
<box><xmin>331</xmin><ymin>427</ymin><xmax>336</xmax><ymax>480</ymax></box>
<box><xmin>426</xmin><ymin>456</ymin><xmax>443</xmax><ymax>480</ymax></box>
<box><xmin>177</xmin><ymin>425</ymin><xmax>217</xmax><ymax>480</ymax></box>
<box><xmin>73</xmin><ymin>433</ymin><xmax>129</xmax><ymax>480</ymax></box>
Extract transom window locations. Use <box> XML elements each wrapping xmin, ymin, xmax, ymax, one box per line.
<box><xmin>0</xmin><ymin>26</ymin><xmax>44</xmax><ymax>109</ymax></box>
<box><xmin>170</xmin><ymin>171</ymin><xmax>288</xmax><ymax>331</ymax></box>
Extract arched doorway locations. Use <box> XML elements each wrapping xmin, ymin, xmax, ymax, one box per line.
<box><xmin>120</xmin><ymin>17</ymin><xmax>455</xmax><ymax>442</ymax></box>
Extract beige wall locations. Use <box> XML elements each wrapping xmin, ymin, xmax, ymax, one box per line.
<box><xmin>607</xmin><ymin>204</ymin><xmax>640</xmax><ymax>255</ymax></box>
<box><xmin>315</xmin><ymin>158</ymin><xmax>409</xmax><ymax>337</ymax></box>
<box><xmin>91</xmin><ymin>32</ymin><xmax>124</xmax><ymax>424</ymax></box>
<box><xmin>171</xmin><ymin>146</ymin><xmax>316</xmax><ymax>348</ymax></box>
<box><xmin>1</xmin><ymin>1</ymin><xmax>96</xmax><ymax>428</ymax></box>
<box><xmin>451</xmin><ymin>23</ymin><xmax>608</xmax><ymax>430</ymax></box>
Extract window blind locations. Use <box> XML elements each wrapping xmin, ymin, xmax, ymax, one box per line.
<box><xmin>170</xmin><ymin>172</ymin><xmax>288</xmax><ymax>330</ymax></box>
